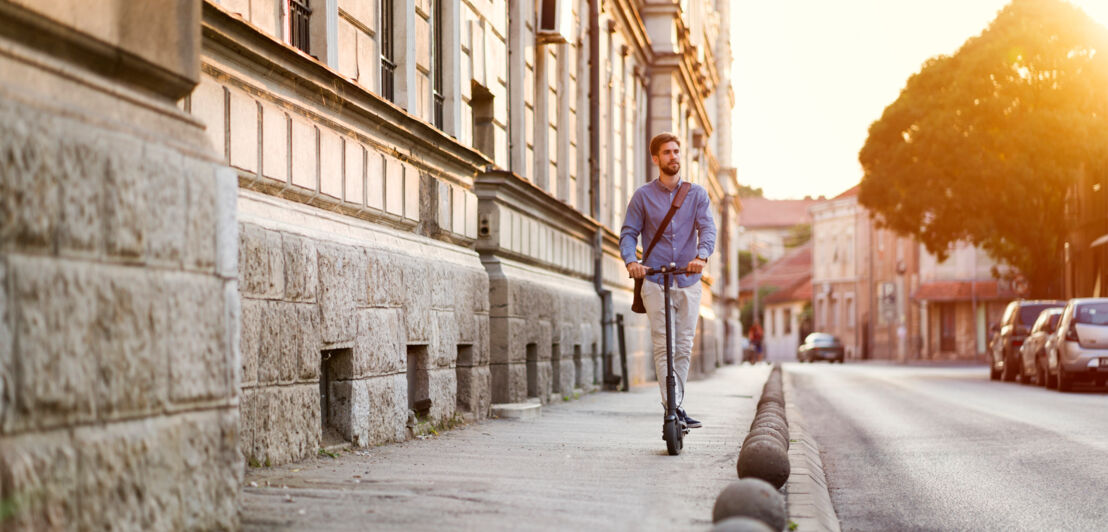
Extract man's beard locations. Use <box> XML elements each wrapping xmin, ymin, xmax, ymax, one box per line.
<box><xmin>661</xmin><ymin>161</ymin><xmax>680</xmax><ymax>176</ymax></box>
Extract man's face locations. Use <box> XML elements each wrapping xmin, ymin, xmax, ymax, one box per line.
<box><xmin>653</xmin><ymin>141</ymin><xmax>681</xmax><ymax>177</ymax></box>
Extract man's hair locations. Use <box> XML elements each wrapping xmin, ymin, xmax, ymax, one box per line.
<box><xmin>649</xmin><ymin>133</ymin><xmax>681</xmax><ymax>156</ymax></box>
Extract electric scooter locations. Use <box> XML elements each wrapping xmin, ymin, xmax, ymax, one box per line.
<box><xmin>645</xmin><ymin>263</ymin><xmax>690</xmax><ymax>456</ymax></box>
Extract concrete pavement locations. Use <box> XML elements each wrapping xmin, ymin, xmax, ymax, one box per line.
<box><xmin>240</xmin><ymin>364</ymin><xmax>773</xmax><ymax>531</ymax></box>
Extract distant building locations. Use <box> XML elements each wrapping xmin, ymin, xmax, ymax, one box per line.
<box><xmin>813</xmin><ymin>184</ymin><xmax>1011</xmax><ymax>362</ymax></box>
<box><xmin>810</xmin><ymin>187</ymin><xmax>868</xmax><ymax>360</ymax></box>
<box><xmin>755</xmin><ymin>244</ymin><xmax>813</xmax><ymax>362</ymax></box>
<box><xmin>738</xmin><ymin>196</ymin><xmax>823</xmax><ymax>263</ymax></box>
<box><xmin>915</xmin><ymin>243</ymin><xmax>1013</xmax><ymax>361</ymax></box>
<box><xmin>1063</xmin><ymin>164</ymin><xmax>1108</xmax><ymax>298</ymax></box>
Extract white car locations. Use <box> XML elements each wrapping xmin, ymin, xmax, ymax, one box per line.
<box><xmin>1019</xmin><ymin>308</ymin><xmax>1063</xmax><ymax>386</ymax></box>
<box><xmin>1044</xmin><ymin>298</ymin><xmax>1108</xmax><ymax>391</ymax></box>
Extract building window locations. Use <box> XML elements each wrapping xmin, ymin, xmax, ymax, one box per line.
<box><xmin>940</xmin><ymin>303</ymin><xmax>956</xmax><ymax>352</ymax></box>
<box><xmin>817</xmin><ymin>296</ymin><xmax>826</xmax><ymax>329</ymax></box>
<box><xmin>784</xmin><ymin>308</ymin><xmax>792</xmax><ymax>335</ymax></box>
<box><xmin>431</xmin><ymin>0</ymin><xmax>444</xmax><ymax>128</ymax></box>
<box><xmin>846</xmin><ymin>296</ymin><xmax>855</xmax><ymax>328</ymax></box>
<box><xmin>287</xmin><ymin>0</ymin><xmax>312</xmax><ymax>54</ymax></box>
<box><xmin>769</xmin><ymin>310</ymin><xmax>775</xmax><ymax>337</ymax></box>
<box><xmin>831</xmin><ymin>296</ymin><xmax>840</xmax><ymax>330</ymax></box>
<box><xmin>471</xmin><ymin>82</ymin><xmax>495</xmax><ymax>157</ymax></box>
<box><xmin>380</xmin><ymin>0</ymin><xmax>396</xmax><ymax>102</ymax></box>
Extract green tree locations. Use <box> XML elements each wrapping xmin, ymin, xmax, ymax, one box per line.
<box><xmin>784</xmin><ymin>223</ymin><xmax>812</xmax><ymax>248</ymax></box>
<box><xmin>738</xmin><ymin>250</ymin><xmax>767</xmax><ymax>279</ymax></box>
<box><xmin>858</xmin><ymin>0</ymin><xmax>1108</xmax><ymax>297</ymax></box>
<box><xmin>738</xmin><ymin>183</ymin><xmax>764</xmax><ymax>198</ymax></box>
<box><xmin>741</xmin><ymin>286</ymin><xmax>779</xmax><ymax>332</ymax></box>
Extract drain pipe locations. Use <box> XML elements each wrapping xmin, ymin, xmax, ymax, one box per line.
<box><xmin>588</xmin><ymin>0</ymin><xmax>617</xmax><ymax>389</ymax></box>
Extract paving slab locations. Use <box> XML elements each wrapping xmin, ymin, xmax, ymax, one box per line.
<box><xmin>240</xmin><ymin>364</ymin><xmax>772</xmax><ymax>531</ymax></box>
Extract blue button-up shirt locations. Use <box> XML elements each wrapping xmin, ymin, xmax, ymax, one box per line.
<box><xmin>619</xmin><ymin>177</ymin><xmax>716</xmax><ymax>288</ymax></box>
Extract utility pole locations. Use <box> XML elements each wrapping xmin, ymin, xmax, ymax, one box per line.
<box><xmin>752</xmin><ymin>237</ymin><xmax>761</xmax><ymax>326</ymax></box>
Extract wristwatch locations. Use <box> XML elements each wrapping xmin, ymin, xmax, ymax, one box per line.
<box><xmin>696</xmin><ymin>254</ymin><xmax>708</xmax><ymax>262</ymax></box>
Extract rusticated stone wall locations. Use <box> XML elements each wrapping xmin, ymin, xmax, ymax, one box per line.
<box><xmin>487</xmin><ymin>260</ymin><xmax>601</xmax><ymax>404</ymax></box>
<box><xmin>0</xmin><ymin>9</ymin><xmax>241</xmax><ymax>527</ymax></box>
<box><xmin>237</xmin><ymin>192</ymin><xmax>490</xmax><ymax>466</ymax></box>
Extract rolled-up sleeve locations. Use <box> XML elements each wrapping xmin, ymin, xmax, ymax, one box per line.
<box><xmin>695</xmin><ymin>189</ymin><xmax>716</xmax><ymax>259</ymax></box>
<box><xmin>619</xmin><ymin>191</ymin><xmax>644</xmax><ymax>264</ymax></box>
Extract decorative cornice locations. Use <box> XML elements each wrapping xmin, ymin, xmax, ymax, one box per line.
<box><xmin>648</xmin><ymin>53</ymin><xmax>714</xmax><ymax>139</ymax></box>
<box><xmin>609</xmin><ymin>0</ymin><xmax>655</xmax><ymax>65</ymax></box>
<box><xmin>475</xmin><ymin>170</ymin><xmax>603</xmax><ymax>242</ymax></box>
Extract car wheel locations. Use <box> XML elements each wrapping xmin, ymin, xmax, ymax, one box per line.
<box><xmin>989</xmin><ymin>361</ymin><xmax>1000</xmax><ymax>381</ymax></box>
<box><xmin>1057</xmin><ymin>363</ymin><xmax>1071</xmax><ymax>392</ymax></box>
<box><xmin>1037</xmin><ymin>357</ymin><xmax>1048</xmax><ymax>388</ymax></box>
<box><xmin>1001</xmin><ymin>350</ymin><xmax>1017</xmax><ymax>382</ymax></box>
<box><xmin>1016</xmin><ymin>356</ymin><xmax>1029</xmax><ymax>385</ymax></box>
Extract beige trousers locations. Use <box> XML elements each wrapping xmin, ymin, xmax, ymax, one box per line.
<box><xmin>641</xmin><ymin>279</ymin><xmax>701</xmax><ymax>410</ymax></box>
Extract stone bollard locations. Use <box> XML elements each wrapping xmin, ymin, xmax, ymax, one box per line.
<box><xmin>737</xmin><ymin>439</ymin><xmax>790</xmax><ymax>489</ymax></box>
<box><xmin>712</xmin><ymin>478</ymin><xmax>787</xmax><ymax>531</ymax></box>
<box><xmin>736</xmin><ymin>363</ymin><xmax>791</xmax><ymax>489</ymax></box>
<box><xmin>710</xmin><ymin>516</ymin><xmax>776</xmax><ymax>532</ymax></box>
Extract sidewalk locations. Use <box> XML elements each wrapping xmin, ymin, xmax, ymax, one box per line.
<box><xmin>240</xmin><ymin>364</ymin><xmax>772</xmax><ymax>531</ymax></box>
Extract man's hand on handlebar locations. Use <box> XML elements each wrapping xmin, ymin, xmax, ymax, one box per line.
<box><xmin>685</xmin><ymin>257</ymin><xmax>707</xmax><ymax>276</ymax></box>
<box><xmin>627</xmin><ymin>262</ymin><xmax>647</xmax><ymax>279</ymax></box>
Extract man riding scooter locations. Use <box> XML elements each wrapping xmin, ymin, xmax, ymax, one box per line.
<box><xmin>620</xmin><ymin>132</ymin><xmax>717</xmax><ymax>432</ymax></box>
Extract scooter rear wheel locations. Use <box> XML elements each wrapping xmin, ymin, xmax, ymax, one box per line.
<box><xmin>664</xmin><ymin>419</ymin><xmax>683</xmax><ymax>455</ymax></box>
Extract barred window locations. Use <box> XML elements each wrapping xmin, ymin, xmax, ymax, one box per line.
<box><xmin>432</xmin><ymin>0</ymin><xmax>444</xmax><ymax>128</ymax></box>
<box><xmin>380</xmin><ymin>0</ymin><xmax>396</xmax><ymax>102</ymax></box>
<box><xmin>287</xmin><ymin>0</ymin><xmax>311</xmax><ymax>54</ymax></box>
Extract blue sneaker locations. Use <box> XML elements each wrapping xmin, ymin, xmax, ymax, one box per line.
<box><xmin>677</xmin><ymin>408</ymin><xmax>702</xmax><ymax>429</ymax></box>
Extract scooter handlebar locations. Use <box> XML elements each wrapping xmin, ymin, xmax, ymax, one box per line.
<box><xmin>644</xmin><ymin>264</ymin><xmax>691</xmax><ymax>276</ymax></box>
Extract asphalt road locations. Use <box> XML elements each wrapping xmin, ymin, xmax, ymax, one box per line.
<box><xmin>788</xmin><ymin>362</ymin><xmax>1108</xmax><ymax>532</ymax></box>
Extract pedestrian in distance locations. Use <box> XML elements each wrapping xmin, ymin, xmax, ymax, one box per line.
<box><xmin>748</xmin><ymin>320</ymin><xmax>765</xmax><ymax>364</ymax></box>
<box><xmin>620</xmin><ymin>132</ymin><xmax>717</xmax><ymax>429</ymax></box>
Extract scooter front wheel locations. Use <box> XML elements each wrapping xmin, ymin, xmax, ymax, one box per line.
<box><xmin>664</xmin><ymin>418</ymin><xmax>683</xmax><ymax>455</ymax></box>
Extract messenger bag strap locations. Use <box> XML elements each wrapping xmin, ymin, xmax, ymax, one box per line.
<box><xmin>641</xmin><ymin>182</ymin><xmax>691</xmax><ymax>262</ymax></box>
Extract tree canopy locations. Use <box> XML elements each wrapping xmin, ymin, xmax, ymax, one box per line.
<box><xmin>858</xmin><ymin>0</ymin><xmax>1108</xmax><ymax>297</ymax></box>
<box><xmin>738</xmin><ymin>183</ymin><xmax>765</xmax><ymax>198</ymax></box>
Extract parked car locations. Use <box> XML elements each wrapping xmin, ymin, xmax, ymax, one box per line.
<box><xmin>989</xmin><ymin>300</ymin><xmax>1065</xmax><ymax>382</ymax></box>
<box><xmin>1018</xmin><ymin>307</ymin><xmax>1063</xmax><ymax>386</ymax></box>
<box><xmin>797</xmin><ymin>333</ymin><xmax>844</xmax><ymax>363</ymax></box>
<box><xmin>1044</xmin><ymin>298</ymin><xmax>1108</xmax><ymax>391</ymax></box>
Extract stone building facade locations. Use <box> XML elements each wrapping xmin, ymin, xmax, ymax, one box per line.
<box><xmin>1</xmin><ymin>1</ymin><xmax>739</xmax><ymax>525</ymax></box>
<box><xmin>0</xmin><ymin>1</ymin><xmax>241</xmax><ymax>529</ymax></box>
<box><xmin>810</xmin><ymin>187</ymin><xmax>867</xmax><ymax>359</ymax></box>
<box><xmin>185</xmin><ymin>0</ymin><xmax>739</xmax><ymax>470</ymax></box>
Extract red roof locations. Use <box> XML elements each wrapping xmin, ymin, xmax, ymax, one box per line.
<box><xmin>764</xmin><ymin>275</ymin><xmax>812</xmax><ymax>305</ymax></box>
<box><xmin>833</xmin><ymin>184</ymin><xmax>860</xmax><ymax>199</ymax></box>
<box><xmin>740</xmin><ymin>242</ymin><xmax>812</xmax><ymax>295</ymax></box>
<box><xmin>912</xmin><ymin>280</ymin><xmax>1016</xmax><ymax>302</ymax></box>
<box><xmin>739</xmin><ymin>198</ymin><xmax>823</xmax><ymax>229</ymax></box>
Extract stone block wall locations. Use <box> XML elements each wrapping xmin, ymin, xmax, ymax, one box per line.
<box><xmin>487</xmin><ymin>262</ymin><xmax>600</xmax><ymax>404</ymax></box>
<box><xmin>238</xmin><ymin>212</ymin><xmax>490</xmax><ymax>466</ymax></box>
<box><xmin>0</xmin><ymin>26</ymin><xmax>240</xmax><ymax>531</ymax></box>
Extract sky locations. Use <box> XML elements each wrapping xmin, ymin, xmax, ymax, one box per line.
<box><xmin>730</xmin><ymin>0</ymin><xmax>1108</xmax><ymax>200</ymax></box>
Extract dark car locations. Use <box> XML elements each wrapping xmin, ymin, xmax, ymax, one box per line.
<box><xmin>797</xmin><ymin>333</ymin><xmax>844</xmax><ymax>363</ymax></box>
<box><xmin>989</xmin><ymin>299</ymin><xmax>1065</xmax><ymax>382</ymax></box>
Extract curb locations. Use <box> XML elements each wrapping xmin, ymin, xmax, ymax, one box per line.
<box><xmin>783</xmin><ymin>370</ymin><xmax>841</xmax><ymax>532</ymax></box>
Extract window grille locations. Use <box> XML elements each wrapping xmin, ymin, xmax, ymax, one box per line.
<box><xmin>432</xmin><ymin>0</ymin><xmax>444</xmax><ymax>128</ymax></box>
<box><xmin>380</xmin><ymin>0</ymin><xmax>396</xmax><ymax>102</ymax></box>
<box><xmin>288</xmin><ymin>0</ymin><xmax>312</xmax><ymax>54</ymax></box>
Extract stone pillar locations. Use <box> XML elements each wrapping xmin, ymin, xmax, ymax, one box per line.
<box><xmin>0</xmin><ymin>1</ymin><xmax>241</xmax><ymax>529</ymax></box>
